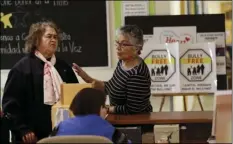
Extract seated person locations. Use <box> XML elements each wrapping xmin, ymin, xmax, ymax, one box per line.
<box><xmin>51</xmin><ymin>88</ymin><xmax>131</xmax><ymax>144</ymax></box>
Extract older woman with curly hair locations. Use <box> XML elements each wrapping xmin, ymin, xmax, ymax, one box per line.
<box><xmin>2</xmin><ymin>21</ymin><xmax>78</xmax><ymax>143</ymax></box>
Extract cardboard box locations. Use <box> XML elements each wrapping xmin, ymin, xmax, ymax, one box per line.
<box><xmin>60</xmin><ymin>83</ymin><xmax>92</xmax><ymax>105</ymax></box>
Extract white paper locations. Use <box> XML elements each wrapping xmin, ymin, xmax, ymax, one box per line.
<box><xmin>55</xmin><ymin>107</ymin><xmax>70</xmax><ymax>126</ymax></box>
<box><xmin>216</xmin><ymin>56</ymin><xmax>227</xmax><ymax>75</ymax></box>
<box><xmin>197</xmin><ymin>32</ymin><xmax>226</xmax><ymax>75</ymax></box>
<box><xmin>153</xmin><ymin>26</ymin><xmax>197</xmax><ymax>44</ymax></box>
<box><xmin>180</xmin><ymin>42</ymin><xmax>217</xmax><ymax>93</ymax></box>
<box><xmin>197</xmin><ymin>32</ymin><xmax>225</xmax><ymax>48</ymax></box>
<box><xmin>143</xmin><ymin>34</ymin><xmax>153</xmax><ymax>45</ymax></box>
<box><xmin>122</xmin><ymin>1</ymin><xmax>149</xmax><ymax>24</ymax></box>
<box><xmin>142</xmin><ymin>36</ymin><xmax>180</xmax><ymax>94</ymax></box>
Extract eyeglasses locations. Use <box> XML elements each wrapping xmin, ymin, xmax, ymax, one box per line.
<box><xmin>115</xmin><ymin>40</ymin><xmax>142</xmax><ymax>49</ymax></box>
<box><xmin>114</xmin><ymin>40</ymin><xmax>135</xmax><ymax>49</ymax></box>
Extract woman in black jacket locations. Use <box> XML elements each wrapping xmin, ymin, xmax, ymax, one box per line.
<box><xmin>2</xmin><ymin>21</ymin><xmax>79</xmax><ymax>143</ymax></box>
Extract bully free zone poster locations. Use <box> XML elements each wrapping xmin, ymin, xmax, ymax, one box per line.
<box><xmin>142</xmin><ymin>26</ymin><xmax>217</xmax><ymax>93</ymax></box>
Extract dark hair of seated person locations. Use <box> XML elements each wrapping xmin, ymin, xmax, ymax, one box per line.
<box><xmin>69</xmin><ymin>88</ymin><xmax>106</xmax><ymax>116</ymax></box>
<box><xmin>50</xmin><ymin>88</ymin><xmax>130</xmax><ymax>143</ymax></box>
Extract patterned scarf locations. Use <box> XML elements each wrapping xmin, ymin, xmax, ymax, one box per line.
<box><xmin>35</xmin><ymin>50</ymin><xmax>63</xmax><ymax>105</ymax></box>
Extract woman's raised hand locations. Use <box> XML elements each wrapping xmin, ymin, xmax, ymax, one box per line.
<box><xmin>72</xmin><ymin>63</ymin><xmax>93</xmax><ymax>83</ymax></box>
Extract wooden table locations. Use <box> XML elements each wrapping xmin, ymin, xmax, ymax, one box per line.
<box><xmin>107</xmin><ymin>111</ymin><xmax>213</xmax><ymax>143</ymax></box>
<box><xmin>107</xmin><ymin>111</ymin><xmax>213</xmax><ymax>125</ymax></box>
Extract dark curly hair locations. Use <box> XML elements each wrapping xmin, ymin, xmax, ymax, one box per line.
<box><xmin>24</xmin><ymin>20</ymin><xmax>61</xmax><ymax>53</ymax></box>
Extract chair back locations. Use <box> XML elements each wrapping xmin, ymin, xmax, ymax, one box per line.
<box><xmin>37</xmin><ymin>135</ymin><xmax>113</xmax><ymax>143</ymax></box>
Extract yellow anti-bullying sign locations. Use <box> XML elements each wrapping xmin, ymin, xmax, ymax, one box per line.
<box><xmin>144</xmin><ymin>57</ymin><xmax>175</xmax><ymax>65</ymax></box>
<box><xmin>180</xmin><ymin>49</ymin><xmax>212</xmax><ymax>82</ymax></box>
<box><xmin>143</xmin><ymin>50</ymin><xmax>176</xmax><ymax>82</ymax></box>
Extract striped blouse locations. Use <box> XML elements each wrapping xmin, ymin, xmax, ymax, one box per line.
<box><xmin>105</xmin><ymin>58</ymin><xmax>153</xmax><ymax>114</ymax></box>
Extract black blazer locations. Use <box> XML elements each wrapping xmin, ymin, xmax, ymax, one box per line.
<box><xmin>2</xmin><ymin>53</ymin><xmax>79</xmax><ymax>143</ymax></box>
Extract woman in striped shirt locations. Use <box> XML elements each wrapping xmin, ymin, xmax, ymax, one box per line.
<box><xmin>73</xmin><ymin>25</ymin><xmax>152</xmax><ymax>114</ymax></box>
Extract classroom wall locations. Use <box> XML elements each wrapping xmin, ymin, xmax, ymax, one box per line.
<box><xmin>205</xmin><ymin>1</ymin><xmax>221</xmax><ymax>14</ymax></box>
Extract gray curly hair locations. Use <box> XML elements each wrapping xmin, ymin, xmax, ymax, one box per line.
<box><xmin>117</xmin><ymin>25</ymin><xmax>144</xmax><ymax>55</ymax></box>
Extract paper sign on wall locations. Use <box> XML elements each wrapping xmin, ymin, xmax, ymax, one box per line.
<box><xmin>142</xmin><ymin>36</ymin><xmax>180</xmax><ymax>94</ymax></box>
<box><xmin>143</xmin><ymin>35</ymin><xmax>153</xmax><ymax>45</ymax></box>
<box><xmin>153</xmin><ymin>26</ymin><xmax>197</xmax><ymax>44</ymax></box>
<box><xmin>122</xmin><ymin>1</ymin><xmax>149</xmax><ymax>25</ymax></box>
<box><xmin>179</xmin><ymin>42</ymin><xmax>217</xmax><ymax>93</ymax></box>
<box><xmin>197</xmin><ymin>32</ymin><xmax>226</xmax><ymax>75</ymax></box>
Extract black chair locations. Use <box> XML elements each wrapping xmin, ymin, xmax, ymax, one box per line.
<box><xmin>116</xmin><ymin>127</ymin><xmax>142</xmax><ymax>144</ymax></box>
